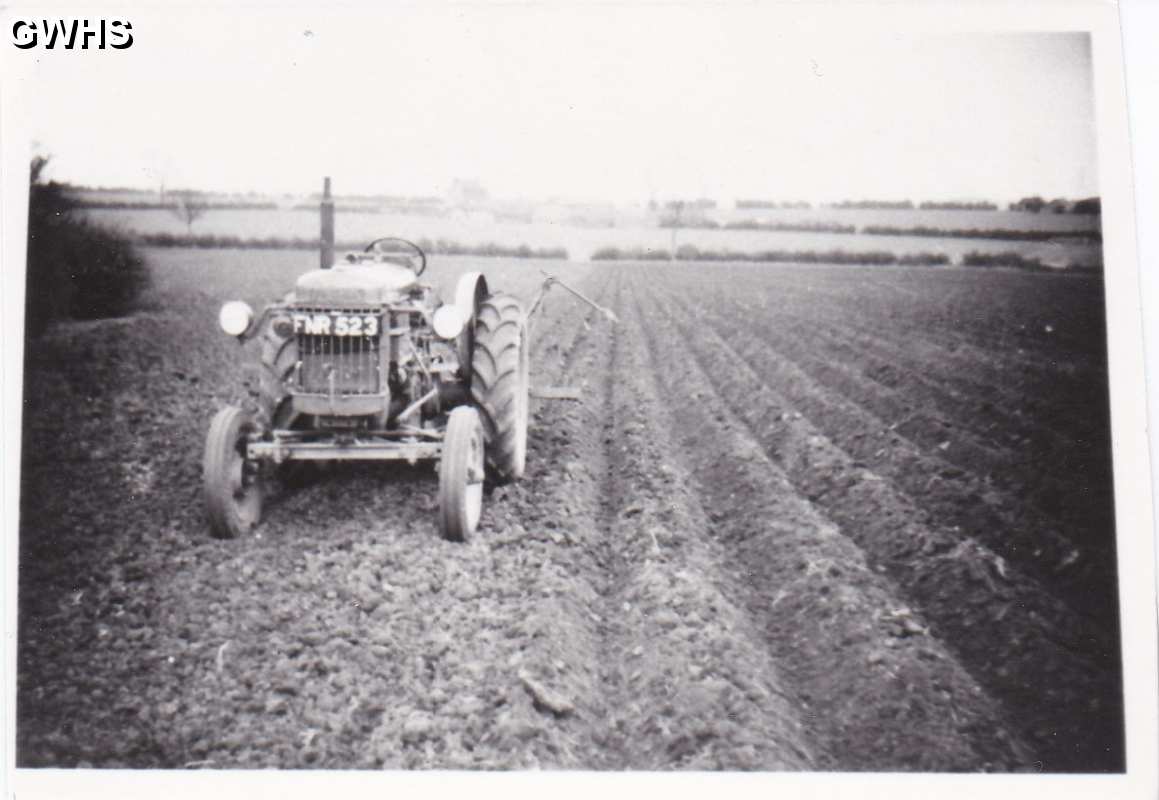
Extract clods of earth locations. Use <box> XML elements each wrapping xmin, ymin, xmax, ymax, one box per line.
<box><xmin>17</xmin><ymin>251</ymin><xmax>1123</xmax><ymax>771</ymax></box>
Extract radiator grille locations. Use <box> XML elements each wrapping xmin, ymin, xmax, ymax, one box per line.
<box><xmin>294</xmin><ymin>307</ymin><xmax>382</xmax><ymax>395</ymax></box>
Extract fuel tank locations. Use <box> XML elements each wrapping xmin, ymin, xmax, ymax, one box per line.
<box><xmin>294</xmin><ymin>261</ymin><xmax>418</xmax><ymax>305</ymax></box>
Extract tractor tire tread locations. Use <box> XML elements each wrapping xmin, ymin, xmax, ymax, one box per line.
<box><xmin>204</xmin><ymin>406</ymin><xmax>262</xmax><ymax>539</ymax></box>
<box><xmin>259</xmin><ymin>325</ymin><xmax>298</xmax><ymax>429</ymax></box>
<box><xmin>470</xmin><ymin>294</ymin><xmax>529</xmax><ymax>482</ymax></box>
<box><xmin>439</xmin><ymin>406</ymin><xmax>482</xmax><ymax>542</ymax></box>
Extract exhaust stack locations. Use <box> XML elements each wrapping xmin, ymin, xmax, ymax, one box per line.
<box><xmin>320</xmin><ymin>176</ymin><xmax>335</xmax><ymax>269</ymax></box>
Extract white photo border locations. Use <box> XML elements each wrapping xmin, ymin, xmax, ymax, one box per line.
<box><xmin>1</xmin><ymin>1</ymin><xmax>1155</xmax><ymax>798</ymax></box>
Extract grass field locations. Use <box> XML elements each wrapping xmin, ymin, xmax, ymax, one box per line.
<box><xmin>17</xmin><ymin>247</ymin><xmax>1119</xmax><ymax>771</ymax></box>
<box><xmin>84</xmin><ymin>206</ymin><xmax>1104</xmax><ymax>267</ymax></box>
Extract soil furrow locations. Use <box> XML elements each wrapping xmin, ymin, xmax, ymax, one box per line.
<box><xmin>18</xmin><ymin>250</ymin><xmax>1124</xmax><ymax>775</ymax></box>
<box><xmin>778</xmin><ymin>311</ymin><xmax>1106</xmax><ymax>443</ymax></box>
<box><xmin>580</xmin><ymin>270</ymin><xmax>817</xmax><ymax>768</ymax></box>
<box><xmin>699</xmin><ymin>265</ymin><xmax>1108</xmax><ymax>402</ymax></box>
<box><xmin>760</xmin><ymin>267</ymin><xmax>1107</xmax><ymax>368</ymax></box>
<box><xmin>772</xmin><ymin>293</ymin><xmax>1105</xmax><ymax>394</ymax></box>
<box><xmin>484</xmin><ymin>267</ymin><xmax>819</xmax><ymax>769</ymax></box>
<box><xmin>626</xmin><ymin>277</ymin><xmax>1029</xmax><ymax>770</ymax></box>
<box><xmin>642</xmin><ymin>268</ymin><xmax>1124</xmax><ymax>772</ymax></box>
<box><xmin>698</xmin><ymin>274</ymin><xmax>1111</xmax><ymax>502</ymax></box>
<box><xmin>744</xmin><ymin>311</ymin><xmax>1114</xmax><ymax>546</ymax></box>
<box><xmin>677</xmin><ymin>291</ymin><xmax>1118</xmax><ymax>625</ymax></box>
<box><xmin>766</xmin><ymin>311</ymin><xmax>1111</xmax><ymax>490</ymax></box>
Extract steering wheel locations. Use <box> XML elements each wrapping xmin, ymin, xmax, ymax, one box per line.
<box><xmin>364</xmin><ymin>237</ymin><xmax>427</xmax><ymax>277</ymax></box>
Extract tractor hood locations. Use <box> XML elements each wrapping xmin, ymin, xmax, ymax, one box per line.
<box><xmin>294</xmin><ymin>263</ymin><xmax>417</xmax><ymax>305</ymax></box>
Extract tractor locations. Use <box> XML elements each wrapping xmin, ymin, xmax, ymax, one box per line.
<box><xmin>203</xmin><ymin>179</ymin><xmax>609</xmax><ymax>542</ymax></box>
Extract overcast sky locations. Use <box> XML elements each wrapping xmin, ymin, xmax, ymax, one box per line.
<box><xmin>23</xmin><ymin>6</ymin><xmax>1098</xmax><ymax>205</ymax></box>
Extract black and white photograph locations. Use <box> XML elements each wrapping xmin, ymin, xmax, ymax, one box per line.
<box><xmin>2</xmin><ymin>1</ymin><xmax>1156</xmax><ymax>797</ymax></box>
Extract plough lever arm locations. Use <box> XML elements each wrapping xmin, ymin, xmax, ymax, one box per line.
<box><xmin>528</xmin><ymin>270</ymin><xmax>618</xmax><ymax>326</ymax></box>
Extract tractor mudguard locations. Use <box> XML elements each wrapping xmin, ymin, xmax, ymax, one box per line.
<box><xmin>452</xmin><ymin>272</ymin><xmax>490</xmax><ymax>375</ymax></box>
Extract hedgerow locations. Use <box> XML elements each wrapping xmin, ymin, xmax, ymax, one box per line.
<box><xmin>25</xmin><ymin>158</ymin><xmax>151</xmax><ymax>335</ymax></box>
<box><xmin>133</xmin><ymin>232</ymin><xmax>567</xmax><ymax>259</ymax></box>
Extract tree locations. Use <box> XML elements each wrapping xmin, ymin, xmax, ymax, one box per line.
<box><xmin>1010</xmin><ymin>196</ymin><xmax>1046</xmax><ymax>213</ymax></box>
<box><xmin>170</xmin><ymin>190</ymin><xmax>208</xmax><ymax>232</ymax></box>
<box><xmin>1072</xmin><ymin>197</ymin><xmax>1101</xmax><ymax>215</ymax></box>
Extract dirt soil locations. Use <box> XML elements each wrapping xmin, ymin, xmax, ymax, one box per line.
<box><xmin>16</xmin><ymin>252</ymin><xmax>1122</xmax><ymax>771</ymax></box>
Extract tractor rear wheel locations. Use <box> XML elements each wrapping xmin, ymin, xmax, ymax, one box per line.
<box><xmin>439</xmin><ymin>406</ymin><xmax>485</xmax><ymax>542</ymax></box>
<box><xmin>259</xmin><ymin>322</ymin><xmax>299</xmax><ymax>430</ymax></box>
<box><xmin>204</xmin><ymin>406</ymin><xmax>264</xmax><ymax>539</ymax></box>
<box><xmin>258</xmin><ymin>322</ymin><xmax>322</xmax><ymax>486</ymax></box>
<box><xmin>470</xmin><ymin>294</ymin><xmax>529</xmax><ymax>482</ymax></box>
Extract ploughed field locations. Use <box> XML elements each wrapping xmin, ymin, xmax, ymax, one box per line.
<box><xmin>18</xmin><ymin>250</ymin><xmax>1121</xmax><ymax>771</ymax></box>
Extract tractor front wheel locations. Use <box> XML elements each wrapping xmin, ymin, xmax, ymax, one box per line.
<box><xmin>470</xmin><ymin>294</ymin><xmax>529</xmax><ymax>482</ymax></box>
<box><xmin>439</xmin><ymin>406</ymin><xmax>485</xmax><ymax>542</ymax></box>
<box><xmin>204</xmin><ymin>406</ymin><xmax>265</xmax><ymax>539</ymax></box>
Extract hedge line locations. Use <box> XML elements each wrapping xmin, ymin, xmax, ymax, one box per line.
<box><xmin>26</xmin><ymin>160</ymin><xmax>151</xmax><ymax>335</ymax></box>
<box><xmin>134</xmin><ymin>233</ymin><xmax>568</xmax><ymax>259</ymax></box>
<box><xmin>592</xmin><ymin>245</ymin><xmax>1099</xmax><ymax>272</ymax></box>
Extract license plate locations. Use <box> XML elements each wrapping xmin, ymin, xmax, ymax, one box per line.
<box><xmin>292</xmin><ymin>312</ymin><xmax>381</xmax><ymax>337</ymax></box>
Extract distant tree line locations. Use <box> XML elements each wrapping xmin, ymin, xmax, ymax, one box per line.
<box><xmin>919</xmin><ymin>201</ymin><xmax>999</xmax><ymax>211</ymax></box>
<box><xmin>736</xmin><ymin>200</ymin><xmax>812</xmax><ymax>210</ymax></box>
<box><xmin>861</xmin><ymin>225</ymin><xmax>1101</xmax><ymax>243</ymax></box>
<box><xmin>592</xmin><ymin>244</ymin><xmax>947</xmax><ymax>266</ymax></box>
<box><xmin>655</xmin><ymin>218</ymin><xmax>1099</xmax><ymax>242</ymax></box>
<box><xmin>1008</xmin><ymin>196</ymin><xmax>1101</xmax><ymax>215</ymax></box>
<box><xmin>660</xmin><ymin>218</ymin><xmax>856</xmax><ymax>234</ymax></box>
<box><xmin>74</xmin><ymin>199</ymin><xmax>277</xmax><ymax>211</ymax></box>
<box><xmin>826</xmin><ymin>199</ymin><xmax>915</xmax><ymax>210</ymax></box>
<box><xmin>130</xmin><ymin>231</ymin><xmax>567</xmax><ymax>259</ymax></box>
<box><xmin>590</xmin><ymin>244</ymin><xmax>1100</xmax><ymax>272</ymax></box>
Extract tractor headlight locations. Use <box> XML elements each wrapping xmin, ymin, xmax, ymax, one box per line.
<box><xmin>219</xmin><ymin>301</ymin><xmax>254</xmax><ymax>337</ymax></box>
<box><xmin>432</xmin><ymin>304</ymin><xmax>467</xmax><ymax>340</ymax></box>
